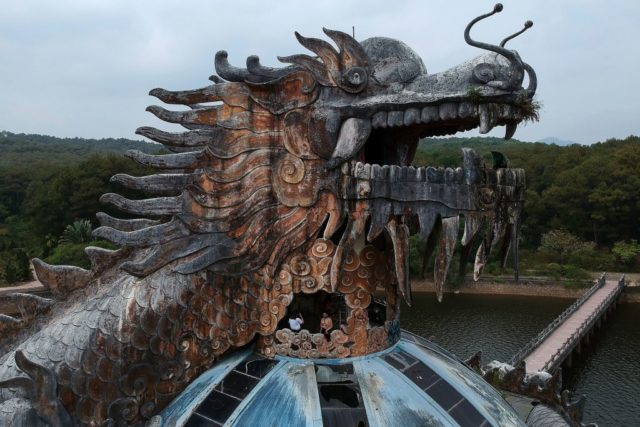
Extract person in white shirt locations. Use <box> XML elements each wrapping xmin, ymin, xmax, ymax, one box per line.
<box><xmin>288</xmin><ymin>312</ymin><xmax>304</xmax><ymax>331</ymax></box>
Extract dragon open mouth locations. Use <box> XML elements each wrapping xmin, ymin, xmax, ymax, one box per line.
<box><xmin>335</xmin><ymin>101</ymin><xmax>527</xmax><ymax>168</ymax></box>
<box><xmin>325</xmin><ymin>99</ymin><xmax>529</xmax><ymax>306</ymax></box>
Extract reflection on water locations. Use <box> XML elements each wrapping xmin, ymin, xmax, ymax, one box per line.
<box><xmin>401</xmin><ymin>292</ymin><xmax>640</xmax><ymax>426</ymax></box>
<box><xmin>401</xmin><ymin>293</ymin><xmax>571</xmax><ymax>362</ymax></box>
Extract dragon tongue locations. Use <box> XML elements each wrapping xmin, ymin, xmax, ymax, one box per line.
<box><xmin>385</xmin><ymin>218</ymin><xmax>412</xmax><ymax>306</ymax></box>
<box><xmin>327</xmin><ymin>118</ymin><xmax>372</xmax><ymax>168</ymax></box>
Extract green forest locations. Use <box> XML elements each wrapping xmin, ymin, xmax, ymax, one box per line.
<box><xmin>0</xmin><ymin>131</ymin><xmax>639</xmax><ymax>285</ymax></box>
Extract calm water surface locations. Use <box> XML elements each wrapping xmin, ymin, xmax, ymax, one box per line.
<box><xmin>401</xmin><ymin>293</ymin><xmax>640</xmax><ymax>426</ymax></box>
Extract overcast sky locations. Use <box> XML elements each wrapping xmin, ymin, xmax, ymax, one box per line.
<box><xmin>1</xmin><ymin>0</ymin><xmax>639</xmax><ymax>144</ymax></box>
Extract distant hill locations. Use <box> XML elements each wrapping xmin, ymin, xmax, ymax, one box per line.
<box><xmin>539</xmin><ymin>137</ymin><xmax>580</xmax><ymax>146</ymax></box>
<box><xmin>0</xmin><ymin>131</ymin><xmax>161</xmax><ymax>169</ymax></box>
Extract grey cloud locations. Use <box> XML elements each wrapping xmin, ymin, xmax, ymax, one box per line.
<box><xmin>1</xmin><ymin>0</ymin><xmax>638</xmax><ymax>144</ymax></box>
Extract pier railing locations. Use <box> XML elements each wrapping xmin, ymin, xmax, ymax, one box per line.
<box><xmin>508</xmin><ymin>273</ymin><xmax>607</xmax><ymax>366</ymax></box>
<box><xmin>540</xmin><ymin>275</ymin><xmax>625</xmax><ymax>372</ymax></box>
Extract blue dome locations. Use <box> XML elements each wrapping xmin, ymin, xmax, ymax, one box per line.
<box><xmin>159</xmin><ymin>331</ymin><xmax>524</xmax><ymax>427</ymax></box>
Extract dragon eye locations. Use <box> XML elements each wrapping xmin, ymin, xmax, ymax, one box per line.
<box><xmin>342</xmin><ymin>67</ymin><xmax>368</xmax><ymax>93</ymax></box>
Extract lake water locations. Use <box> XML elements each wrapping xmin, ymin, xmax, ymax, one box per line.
<box><xmin>401</xmin><ymin>292</ymin><xmax>640</xmax><ymax>426</ymax></box>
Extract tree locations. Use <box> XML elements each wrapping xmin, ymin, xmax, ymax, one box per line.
<box><xmin>538</xmin><ymin>230</ymin><xmax>585</xmax><ymax>265</ymax></box>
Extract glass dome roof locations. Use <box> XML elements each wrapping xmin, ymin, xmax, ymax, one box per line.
<box><xmin>159</xmin><ymin>332</ymin><xmax>524</xmax><ymax>427</ymax></box>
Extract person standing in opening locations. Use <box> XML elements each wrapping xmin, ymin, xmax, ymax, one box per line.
<box><xmin>288</xmin><ymin>312</ymin><xmax>304</xmax><ymax>331</ymax></box>
<box><xmin>320</xmin><ymin>312</ymin><xmax>333</xmax><ymax>340</ymax></box>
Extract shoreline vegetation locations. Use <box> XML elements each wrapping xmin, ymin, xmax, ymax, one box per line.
<box><xmin>412</xmin><ymin>275</ymin><xmax>640</xmax><ymax>303</ymax></box>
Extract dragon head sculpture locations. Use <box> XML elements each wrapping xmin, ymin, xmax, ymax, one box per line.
<box><xmin>0</xmin><ymin>4</ymin><xmax>536</xmax><ymax>425</ymax></box>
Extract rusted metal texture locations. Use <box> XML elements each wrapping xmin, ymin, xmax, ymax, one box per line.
<box><xmin>161</xmin><ymin>333</ymin><xmax>527</xmax><ymax>427</ymax></box>
<box><xmin>0</xmin><ymin>4</ymin><xmax>536</xmax><ymax>425</ymax></box>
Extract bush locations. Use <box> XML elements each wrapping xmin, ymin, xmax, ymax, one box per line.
<box><xmin>538</xmin><ymin>229</ymin><xmax>618</xmax><ymax>271</ymax></box>
<box><xmin>612</xmin><ymin>240</ymin><xmax>640</xmax><ymax>268</ymax></box>
<box><xmin>567</xmin><ymin>244</ymin><xmax>616</xmax><ymax>271</ymax></box>
<box><xmin>45</xmin><ymin>240</ymin><xmax>116</xmax><ymax>269</ymax></box>
<box><xmin>0</xmin><ymin>247</ymin><xmax>31</xmax><ymax>285</ymax></box>
<box><xmin>536</xmin><ymin>262</ymin><xmax>591</xmax><ymax>282</ymax></box>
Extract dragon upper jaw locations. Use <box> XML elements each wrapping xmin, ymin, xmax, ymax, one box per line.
<box><xmin>326</xmin><ymin>49</ymin><xmax>537</xmax><ymax>168</ymax></box>
<box><xmin>328</xmin><ymin>95</ymin><xmax>532</xmax><ymax>169</ymax></box>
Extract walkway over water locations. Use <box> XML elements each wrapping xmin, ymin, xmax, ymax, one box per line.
<box><xmin>511</xmin><ymin>274</ymin><xmax>625</xmax><ymax>373</ymax></box>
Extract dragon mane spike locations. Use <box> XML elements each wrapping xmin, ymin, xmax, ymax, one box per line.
<box><xmin>99</xmin><ymin>193</ymin><xmax>183</xmax><ymax>217</ymax></box>
<box><xmin>246</xmin><ymin>55</ymin><xmax>299</xmax><ymax>80</ymax></box>
<box><xmin>146</xmin><ymin>105</ymin><xmax>222</xmax><ymax>127</ymax></box>
<box><xmin>96</xmin><ymin>212</ymin><xmax>161</xmax><ymax>232</ymax></box>
<box><xmin>10</xmin><ymin>351</ymin><xmax>73</xmax><ymax>426</ymax></box>
<box><xmin>84</xmin><ymin>245</ymin><xmax>132</xmax><ymax>273</ymax></box>
<box><xmin>148</xmin><ymin>85</ymin><xmax>226</xmax><ymax>105</ymax></box>
<box><xmin>322</xmin><ymin>27</ymin><xmax>369</xmax><ymax>67</ymax></box>
<box><xmin>294</xmin><ymin>31</ymin><xmax>340</xmax><ymax>72</ymax></box>
<box><xmin>214</xmin><ymin>50</ymin><xmax>250</xmax><ymax>82</ymax></box>
<box><xmin>110</xmin><ymin>173</ymin><xmax>194</xmax><ymax>195</ymax></box>
<box><xmin>32</xmin><ymin>258</ymin><xmax>91</xmax><ymax>299</ymax></box>
<box><xmin>0</xmin><ymin>314</ymin><xmax>21</xmax><ymax>329</ymax></box>
<box><xmin>500</xmin><ymin>20</ymin><xmax>534</xmax><ymax>47</ymax></box>
<box><xmin>125</xmin><ymin>149</ymin><xmax>206</xmax><ymax>170</ymax></box>
<box><xmin>277</xmin><ymin>54</ymin><xmax>333</xmax><ymax>86</ymax></box>
<box><xmin>135</xmin><ymin>127</ymin><xmax>219</xmax><ymax>149</ymax></box>
<box><xmin>93</xmin><ymin>218</ymin><xmax>190</xmax><ymax>247</ymax></box>
<box><xmin>122</xmin><ymin>234</ymin><xmax>231</xmax><ymax>276</ymax></box>
<box><xmin>9</xmin><ymin>293</ymin><xmax>54</xmax><ymax>321</ymax></box>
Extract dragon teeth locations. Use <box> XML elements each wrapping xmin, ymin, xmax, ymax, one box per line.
<box><xmin>458</xmin><ymin>102</ymin><xmax>476</xmax><ymax>118</ymax></box>
<box><xmin>439</xmin><ymin>103</ymin><xmax>457</xmax><ymax>121</ymax></box>
<box><xmin>479</xmin><ymin>103</ymin><xmax>498</xmax><ymax>134</ymax></box>
<box><xmin>421</xmin><ymin>106</ymin><xmax>439</xmax><ymax>123</ymax></box>
<box><xmin>404</xmin><ymin>108</ymin><xmax>420</xmax><ymax>125</ymax></box>
<box><xmin>328</xmin><ymin>118</ymin><xmax>372</xmax><ymax>166</ymax></box>
<box><xmin>385</xmin><ymin>218</ymin><xmax>412</xmax><ymax>307</ymax></box>
<box><xmin>367</xmin><ymin>101</ymin><xmax>520</xmax><ymax>131</ymax></box>
<box><xmin>434</xmin><ymin>216</ymin><xmax>459</xmax><ymax>302</ymax></box>
<box><xmin>504</xmin><ymin>122</ymin><xmax>517</xmax><ymax>140</ymax></box>
<box><xmin>372</xmin><ymin>111</ymin><xmax>387</xmax><ymax>128</ymax></box>
<box><xmin>387</xmin><ymin>111</ymin><xmax>404</xmax><ymax>127</ymax></box>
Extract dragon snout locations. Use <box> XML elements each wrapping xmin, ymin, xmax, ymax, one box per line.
<box><xmin>465</xmin><ymin>3</ymin><xmax>537</xmax><ymax>97</ymax></box>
